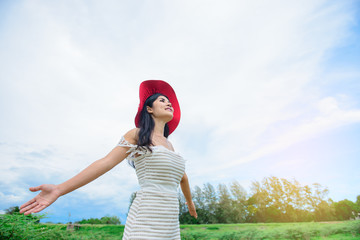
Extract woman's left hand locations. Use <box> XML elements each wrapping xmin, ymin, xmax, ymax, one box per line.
<box><xmin>185</xmin><ymin>201</ymin><xmax>197</xmax><ymax>219</ymax></box>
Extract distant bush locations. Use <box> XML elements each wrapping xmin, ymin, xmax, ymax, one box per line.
<box><xmin>76</xmin><ymin>215</ymin><xmax>121</xmax><ymax>225</ymax></box>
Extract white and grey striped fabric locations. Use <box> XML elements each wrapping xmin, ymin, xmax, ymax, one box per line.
<box><xmin>117</xmin><ymin>136</ymin><xmax>186</xmax><ymax>240</ymax></box>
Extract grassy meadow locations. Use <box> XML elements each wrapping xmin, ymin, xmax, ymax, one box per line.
<box><xmin>1</xmin><ymin>214</ymin><xmax>360</xmax><ymax>239</ymax></box>
<box><xmin>180</xmin><ymin>221</ymin><xmax>360</xmax><ymax>239</ymax></box>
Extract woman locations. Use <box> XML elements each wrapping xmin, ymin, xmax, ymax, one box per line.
<box><xmin>20</xmin><ymin>80</ymin><xmax>198</xmax><ymax>240</ymax></box>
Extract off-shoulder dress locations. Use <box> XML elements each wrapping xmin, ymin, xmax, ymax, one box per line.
<box><xmin>116</xmin><ymin>136</ymin><xmax>186</xmax><ymax>240</ymax></box>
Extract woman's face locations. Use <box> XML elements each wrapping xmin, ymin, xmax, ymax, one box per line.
<box><xmin>147</xmin><ymin>95</ymin><xmax>173</xmax><ymax>122</ymax></box>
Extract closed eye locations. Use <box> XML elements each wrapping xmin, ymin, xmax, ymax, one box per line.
<box><xmin>160</xmin><ymin>98</ymin><xmax>170</xmax><ymax>104</ymax></box>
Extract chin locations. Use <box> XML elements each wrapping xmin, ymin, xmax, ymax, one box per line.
<box><xmin>164</xmin><ymin>114</ymin><xmax>174</xmax><ymax>122</ymax></box>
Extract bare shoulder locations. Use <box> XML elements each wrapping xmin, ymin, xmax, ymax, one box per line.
<box><xmin>123</xmin><ymin>128</ymin><xmax>140</xmax><ymax>145</ymax></box>
<box><xmin>167</xmin><ymin>139</ymin><xmax>175</xmax><ymax>151</ymax></box>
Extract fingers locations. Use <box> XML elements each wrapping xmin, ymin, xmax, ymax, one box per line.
<box><xmin>20</xmin><ymin>185</ymin><xmax>43</xmax><ymax>212</ymax></box>
<box><xmin>20</xmin><ymin>201</ymin><xmax>39</xmax><ymax>215</ymax></box>
<box><xmin>23</xmin><ymin>203</ymin><xmax>40</xmax><ymax>215</ymax></box>
<box><xmin>190</xmin><ymin>210</ymin><xmax>197</xmax><ymax>219</ymax></box>
<box><xmin>31</xmin><ymin>204</ymin><xmax>46</xmax><ymax>213</ymax></box>
<box><xmin>19</xmin><ymin>198</ymin><xmax>36</xmax><ymax>213</ymax></box>
<box><xmin>185</xmin><ymin>202</ymin><xmax>197</xmax><ymax>218</ymax></box>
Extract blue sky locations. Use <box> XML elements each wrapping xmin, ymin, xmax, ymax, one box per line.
<box><xmin>0</xmin><ymin>0</ymin><xmax>359</xmax><ymax>224</ymax></box>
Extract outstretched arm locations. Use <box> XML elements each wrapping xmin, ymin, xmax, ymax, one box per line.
<box><xmin>20</xmin><ymin>129</ymin><xmax>138</xmax><ymax>215</ymax></box>
<box><xmin>180</xmin><ymin>172</ymin><xmax>197</xmax><ymax>219</ymax></box>
<box><xmin>56</xmin><ymin>145</ymin><xmax>130</xmax><ymax>197</ymax></box>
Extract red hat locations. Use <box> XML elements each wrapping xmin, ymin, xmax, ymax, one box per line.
<box><xmin>135</xmin><ymin>80</ymin><xmax>181</xmax><ymax>135</ymax></box>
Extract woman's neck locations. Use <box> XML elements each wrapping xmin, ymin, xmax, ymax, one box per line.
<box><xmin>152</xmin><ymin>119</ymin><xmax>166</xmax><ymax>137</ymax></box>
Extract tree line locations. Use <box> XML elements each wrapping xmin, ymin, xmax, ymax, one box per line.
<box><xmin>75</xmin><ymin>215</ymin><xmax>121</xmax><ymax>225</ymax></box>
<box><xmin>177</xmin><ymin>176</ymin><xmax>360</xmax><ymax>224</ymax></box>
<box><xmin>5</xmin><ymin>176</ymin><xmax>359</xmax><ymax>225</ymax></box>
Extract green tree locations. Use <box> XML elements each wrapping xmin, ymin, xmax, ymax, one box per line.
<box><xmin>100</xmin><ymin>215</ymin><xmax>121</xmax><ymax>225</ymax></box>
<box><xmin>248</xmin><ymin>178</ymin><xmax>273</xmax><ymax>222</ymax></box>
<box><xmin>4</xmin><ymin>206</ymin><xmax>20</xmax><ymax>215</ymax></box>
<box><xmin>180</xmin><ymin>177</ymin><xmax>341</xmax><ymax>224</ymax></box>
<box><xmin>333</xmin><ymin>199</ymin><xmax>358</xmax><ymax>220</ymax></box>
<box><xmin>248</xmin><ymin>176</ymin><xmax>330</xmax><ymax>222</ymax></box>
<box><xmin>76</xmin><ymin>215</ymin><xmax>121</xmax><ymax>225</ymax></box>
<box><xmin>192</xmin><ymin>186</ymin><xmax>207</xmax><ymax>223</ymax></box>
<box><xmin>304</xmin><ymin>183</ymin><xmax>329</xmax><ymax>212</ymax></box>
<box><xmin>215</xmin><ymin>184</ymin><xmax>233</xmax><ymax>223</ymax></box>
<box><xmin>230</xmin><ymin>181</ymin><xmax>247</xmax><ymax>223</ymax></box>
<box><xmin>314</xmin><ymin>199</ymin><xmax>336</xmax><ymax>221</ymax></box>
<box><xmin>202</xmin><ymin>183</ymin><xmax>218</xmax><ymax>223</ymax></box>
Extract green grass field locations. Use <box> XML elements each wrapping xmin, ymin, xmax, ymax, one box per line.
<box><xmin>1</xmin><ymin>214</ymin><xmax>360</xmax><ymax>240</ymax></box>
<box><xmin>46</xmin><ymin>221</ymin><xmax>360</xmax><ymax>239</ymax></box>
<box><xmin>179</xmin><ymin>221</ymin><xmax>360</xmax><ymax>239</ymax></box>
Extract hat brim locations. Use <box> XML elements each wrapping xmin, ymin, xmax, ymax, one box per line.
<box><xmin>135</xmin><ymin>80</ymin><xmax>180</xmax><ymax>135</ymax></box>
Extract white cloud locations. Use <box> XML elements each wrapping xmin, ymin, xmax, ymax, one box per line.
<box><xmin>0</xmin><ymin>192</ymin><xmax>23</xmax><ymax>204</ymax></box>
<box><xmin>188</xmin><ymin>95</ymin><xmax>360</xmax><ymax>176</ymax></box>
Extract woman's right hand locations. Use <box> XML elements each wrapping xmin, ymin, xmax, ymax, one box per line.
<box><xmin>19</xmin><ymin>184</ymin><xmax>61</xmax><ymax>215</ymax></box>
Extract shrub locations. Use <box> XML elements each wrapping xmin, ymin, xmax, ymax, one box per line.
<box><xmin>0</xmin><ymin>213</ymin><xmax>60</xmax><ymax>240</ymax></box>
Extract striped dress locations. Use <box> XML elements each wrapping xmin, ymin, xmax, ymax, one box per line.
<box><xmin>117</xmin><ymin>136</ymin><xmax>186</xmax><ymax>240</ymax></box>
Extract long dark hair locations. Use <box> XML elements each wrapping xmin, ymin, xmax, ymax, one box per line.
<box><xmin>128</xmin><ymin>93</ymin><xmax>170</xmax><ymax>168</ymax></box>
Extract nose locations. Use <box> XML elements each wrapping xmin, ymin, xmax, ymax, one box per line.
<box><xmin>167</xmin><ymin>102</ymin><xmax>172</xmax><ymax>107</ymax></box>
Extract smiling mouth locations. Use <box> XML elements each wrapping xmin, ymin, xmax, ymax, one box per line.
<box><xmin>165</xmin><ymin>108</ymin><xmax>173</xmax><ymax>112</ymax></box>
